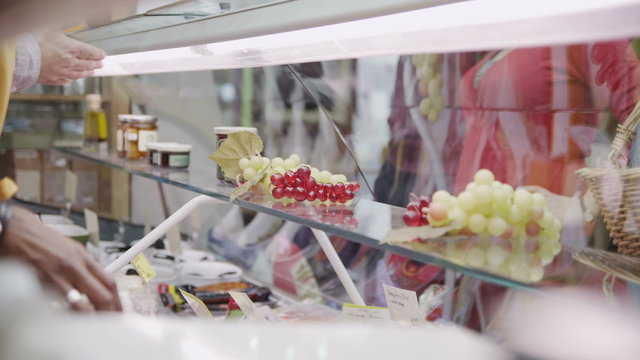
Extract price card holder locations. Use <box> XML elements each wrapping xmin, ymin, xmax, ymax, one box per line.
<box><xmin>341</xmin><ymin>304</ymin><xmax>391</xmax><ymax>324</ymax></box>
<box><xmin>179</xmin><ymin>289</ymin><xmax>213</xmax><ymax>318</ymax></box>
<box><xmin>83</xmin><ymin>208</ymin><xmax>100</xmax><ymax>246</ymax></box>
<box><xmin>228</xmin><ymin>291</ymin><xmax>267</xmax><ymax>322</ymax></box>
<box><xmin>64</xmin><ymin>169</ymin><xmax>77</xmax><ymax>203</ymax></box>
<box><xmin>131</xmin><ymin>253</ymin><xmax>156</xmax><ymax>283</ymax></box>
<box><xmin>166</xmin><ymin>225</ymin><xmax>182</xmax><ymax>255</ymax></box>
<box><xmin>383</xmin><ymin>284</ymin><xmax>423</xmax><ymax>325</ymax></box>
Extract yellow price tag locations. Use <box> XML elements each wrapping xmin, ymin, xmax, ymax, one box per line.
<box><xmin>179</xmin><ymin>289</ymin><xmax>213</xmax><ymax>318</ymax></box>
<box><xmin>130</xmin><ymin>253</ymin><xmax>156</xmax><ymax>282</ymax></box>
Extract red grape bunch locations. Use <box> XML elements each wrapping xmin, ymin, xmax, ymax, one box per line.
<box><xmin>270</xmin><ymin>165</ymin><xmax>360</xmax><ymax>204</ymax></box>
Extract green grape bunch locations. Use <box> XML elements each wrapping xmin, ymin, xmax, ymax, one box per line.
<box><xmin>402</xmin><ymin>169</ymin><xmax>563</xmax><ymax>283</ymax></box>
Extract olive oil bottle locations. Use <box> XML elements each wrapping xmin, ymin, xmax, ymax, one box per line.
<box><xmin>84</xmin><ymin>94</ymin><xmax>108</xmax><ymax>153</ymax></box>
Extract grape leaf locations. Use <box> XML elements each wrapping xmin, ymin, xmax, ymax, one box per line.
<box><xmin>209</xmin><ymin>132</ymin><xmax>264</xmax><ymax>179</ymax></box>
<box><xmin>381</xmin><ymin>223</ymin><xmax>458</xmax><ymax>244</ymax></box>
<box><xmin>229</xmin><ymin>167</ymin><xmax>268</xmax><ymax>202</ymax></box>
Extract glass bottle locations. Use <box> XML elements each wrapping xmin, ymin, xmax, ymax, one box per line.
<box><xmin>84</xmin><ymin>94</ymin><xmax>108</xmax><ymax>153</ymax></box>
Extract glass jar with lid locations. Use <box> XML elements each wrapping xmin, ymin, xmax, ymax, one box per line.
<box><xmin>122</xmin><ymin>115</ymin><xmax>158</xmax><ymax>160</ymax></box>
<box><xmin>157</xmin><ymin>143</ymin><xmax>192</xmax><ymax>168</ymax></box>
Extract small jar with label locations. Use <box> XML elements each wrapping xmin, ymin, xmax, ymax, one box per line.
<box><xmin>116</xmin><ymin>115</ymin><xmax>130</xmax><ymax>158</ymax></box>
<box><xmin>157</xmin><ymin>143</ymin><xmax>192</xmax><ymax>168</ymax></box>
<box><xmin>123</xmin><ymin>115</ymin><xmax>158</xmax><ymax>160</ymax></box>
<box><xmin>213</xmin><ymin>126</ymin><xmax>257</xmax><ymax>180</ymax></box>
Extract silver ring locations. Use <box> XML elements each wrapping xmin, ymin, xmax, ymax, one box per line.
<box><xmin>66</xmin><ymin>288</ymin><xmax>83</xmax><ymax>304</ymax></box>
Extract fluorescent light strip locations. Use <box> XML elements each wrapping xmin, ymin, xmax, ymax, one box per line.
<box><xmin>95</xmin><ymin>0</ymin><xmax>640</xmax><ymax>76</ymax></box>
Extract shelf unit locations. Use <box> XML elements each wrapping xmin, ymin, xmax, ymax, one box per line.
<box><xmin>9</xmin><ymin>94</ymin><xmax>112</xmax><ymax>103</ymax></box>
<box><xmin>57</xmin><ymin>0</ymin><xmax>640</xmax><ymax>314</ymax></box>
<box><xmin>71</xmin><ymin>0</ymin><xmax>640</xmax><ymax>76</ymax></box>
<box><xmin>56</xmin><ymin>147</ymin><xmax>606</xmax><ymax>294</ymax></box>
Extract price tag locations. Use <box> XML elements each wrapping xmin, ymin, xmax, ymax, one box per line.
<box><xmin>341</xmin><ymin>304</ymin><xmax>391</xmax><ymax>324</ymax></box>
<box><xmin>166</xmin><ymin>225</ymin><xmax>182</xmax><ymax>255</ymax></box>
<box><xmin>144</xmin><ymin>210</ymin><xmax>151</xmax><ymax>235</ymax></box>
<box><xmin>130</xmin><ymin>253</ymin><xmax>156</xmax><ymax>282</ymax></box>
<box><xmin>228</xmin><ymin>291</ymin><xmax>267</xmax><ymax>322</ymax></box>
<box><xmin>179</xmin><ymin>289</ymin><xmax>213</xmax><ymax>318</ymax></box>
<box><xmin>83</xmin><ymin>208</ymin><xmax>100</xmax><ymax>246</ymax></box>
<box><xmin>64</xmin><ymin>170</ymin><xmax>77</xmax><ymax>203</ymax></box>
<box><xmin>383</xmin><ymin>284</ymin><xmax>423</xmax><ymax>325</ymax></box>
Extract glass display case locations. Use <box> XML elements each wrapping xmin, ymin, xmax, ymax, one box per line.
<box><xmin>6</xmin><ymin>0</ymin><xmax>640</xmax><ymax>357</ymax></box>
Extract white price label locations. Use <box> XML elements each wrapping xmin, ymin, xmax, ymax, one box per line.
<box><xmin>342</xmin><ymin>304</ymin><xmax>391</xmax><ymax>324</ymax></box>
<box><xmin>383</xmin><ymin>284</ymin><xmax>423</xmax><ymax>325</ymax></box>
<box><xmin>228</xmin><ymin>291</ymin><xmax>267</xmax><ymax>322</ymax></box>
<box><xmin>83</xmin><ymin>208</ymin><xmax>100</xmax><ymax>246</ymax></box>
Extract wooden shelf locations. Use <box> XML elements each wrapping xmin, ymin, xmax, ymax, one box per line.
<box><xmin>9</xmin><ymin>94</ymin><xmax>111</xmax><ymax>102</ymax></box>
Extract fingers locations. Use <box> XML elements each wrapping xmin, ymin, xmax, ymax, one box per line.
<box><xmin>65</xmin><ymin>58</ymin><xmax>103</xmax><ymax>72</ymax></box>
<box><xmin>83</xmin><ymin>253</ymin><xmax>123</xmax><ymax>312</ymax></box>
<box><xmin>62</xmin><ymin>242</ymin><xmax>120</xmax><ymax>312</ymax></box>
<box><xmin>68</xmin><ymin>39</ymin><xmax>107</xmax><ymax>60</ymax></box>
<box><xmin>46</xmin><ymin>272</ymin><xmax>94</xmax><ymax>312</ymax></box>
<box><xmin>39</xmin><ymin>70</ymin><xmax>95</xmax><ymax>86</ymax></box>
<box><xmin>68</xmin><ymin>263</ymin><xmax>118</xmax><ymax>312</ymax></box>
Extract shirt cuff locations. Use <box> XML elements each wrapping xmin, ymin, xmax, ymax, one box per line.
<box><xmin>11</xmin><ymin>33</ymin><xmax>40</xmax><ymax>92</ymax></box>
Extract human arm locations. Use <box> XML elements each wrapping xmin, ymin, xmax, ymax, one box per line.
<box><xmin>0</xmin><ymin>205</ymin><xmax>121</xmax><ymax>312</ymax></box>
<box><xmin>12</xmin><ymin>32</ymin><xmax>106</xmax><ymax>91</ymax></box>
<box><xmin>36</xmin><ymin>32</ymin><xmax>105</xmax><ymax>86</ymax></box>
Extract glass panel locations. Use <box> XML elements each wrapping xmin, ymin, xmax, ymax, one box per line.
<box><xmin>43</xmin><ymin>36</ymin><xmax>640</xmax><ymax>317</ymax></box>
<box><xmin>73</xmin><ymin>0</ymin><xmax>290</xmax><ymax>42</ymax></box>
<box><xmin>54</xmin><ymin>144</ymin><xmax>618</xmax><ymax>295</ymax></box>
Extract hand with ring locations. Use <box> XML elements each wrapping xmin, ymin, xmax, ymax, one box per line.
<box><xmin>0</xmin><ymin>206</ymin><xmax>121</xmax><ymax>312</ymax></box>
<box><xmin>65</xmin><ymin>288</ymin><xmax>93</xmax><ymax>311</ymax></box>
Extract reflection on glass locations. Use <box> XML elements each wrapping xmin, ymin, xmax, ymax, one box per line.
<box><xmin>56</xmin><ymin>38</ymin><xmax>640</xmax><ymax>305</ymax></box>
<box><xmin>74</xmin><ymin>0</ymin><xmax>290</xmax><ymax>42</ymax></box>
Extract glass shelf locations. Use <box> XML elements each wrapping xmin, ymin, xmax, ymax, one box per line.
<box><xmin>73</xmin><ymin>0</ymin><xmax>291</xmax><ymax>44</ymax></box>
<box><xmin>55</xmin><ymin>147</ymin><xmax>621</xmax><ymax>293</ymax></box>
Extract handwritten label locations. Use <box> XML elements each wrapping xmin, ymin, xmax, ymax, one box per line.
<box><xmin>342</xmin><ymin>304</ymin><xmax>391</xmax><ymax>324</ymax></box>
<box><xmin>228</xmin><ymin>291</ymin><xmax>267</xmax><ymax>322</ymax></box>
<box><xmin>166</xmin><ymin>225</ymin><xmax>182</xmax><ymax>255</ymax></box>
<box><xmin>83</xmin><ymin>208</ymin><xmax>100</xmax><ymax>246</ymax></box>
<box><xmin>64</xmin><ymin>170</ymin><xmax>77</xmax><ymax>203</ymax></box>
<box><xmin>383</xmin><ymin>284</ymin><xmax>423</xmax><ymax>325</ymax></box>
<box><xmin>179</xmin><ymin>289</ymin><xmax>213</xmax><ymax>318</ymax></box>
<box><xmin>130</xmin><ymin>253</ymin><xmax>156</xmax><ymax>282</ymax></box>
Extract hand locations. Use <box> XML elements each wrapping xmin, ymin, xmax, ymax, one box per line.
<box><xmin>0</xmin><ymin>206</ymin><xmax>121</xmax><ymax>312</ymax></box>
<box><xmin>36</xmin><ymin>32</ymin><xmax>106</xmax><ymax>86</ymax></box>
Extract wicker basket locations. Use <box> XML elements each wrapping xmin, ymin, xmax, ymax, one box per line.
<box><xmin>577</xmin><ymin>102</ymin><xmax>640</xmax><ymax>256</ymax></box>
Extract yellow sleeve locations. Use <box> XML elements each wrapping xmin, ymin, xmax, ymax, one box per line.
<box><xmin>0</xmin><ymin>40</ymin><xmax>16</xmax><ymax>134</ymax></box>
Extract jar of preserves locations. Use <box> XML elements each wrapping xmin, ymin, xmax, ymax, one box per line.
<box><xmin>122</xmin><ymin>115</ymin><xmax>158</xmax><ymax>160</ymax></box>
<box><xmin>157</xmin><ymin>143</ymin><xmax>192</xmax><ymax>168</ymax></box>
